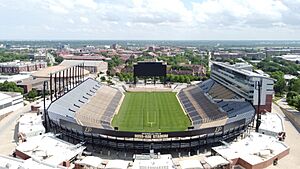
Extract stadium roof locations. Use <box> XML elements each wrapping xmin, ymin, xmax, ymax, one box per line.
<box><xmin>47</xmin><ymin>78</ymin><xmax>101</xmax><ymax>123</ymax></box>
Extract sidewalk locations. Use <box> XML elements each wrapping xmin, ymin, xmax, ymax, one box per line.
<box><xmin>267</xmin><ymin>102</ymin><xmax>300</xmax><ymax>169</ymax></box>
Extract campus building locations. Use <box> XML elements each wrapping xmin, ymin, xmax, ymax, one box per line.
<box><xmin>0</xmin><ymin>92</ymin><xmax>23</xmax><ymax>120</ymax></box>
<box><xmin>211</xmin><ymin>62</ymin><xmax>274</xmax><ymax>113</ymax></box>
<box><xmin>0</xmin><ymin>61</ymin><xmax>47</xmax><ymax>74</ymax></box>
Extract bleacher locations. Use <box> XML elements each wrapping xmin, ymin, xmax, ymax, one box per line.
<box><xmin>178</xmin><ymin>86</ymin><xmax>227</xmax><ymax>126</ymax></box>
<box><xmin>178</xmin><ymin>79</ymin><xmax>255</xmax><ymax>128</ymax></box>
<box><xmin>199</xmin><ymin>79</ymin><xmax>215</xmax><ymax>93</ymax></box>
<box><xmin>48</xmin><ymin>78</ymin><xmax>124</xmax><ymax>130</ymax></box>
<box><xmin>76</xmin><ymin>85</ymin><xmax>123</xmax><ymax>129</ymax></box>
<box><xmin>208</xmin><ymin>82</ymin><xmax>239</xmax><ymax>99</ymax></box>
<box><xmin>217</xmin><ymin>101</ymin><xmax>255</xmax><ymax>118</ymax></box>
<box><xmin>178</xmin><ymin>90</ymin><xmax>202</xmax><ymax>125</ymax></box>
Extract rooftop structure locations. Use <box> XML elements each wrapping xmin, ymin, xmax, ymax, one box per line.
<box><xmin>75</xmin><ymin>156</ymin><xmax>104</xmax><ymax>168</ymax></box>
<box><xmin>18</xmin><ymin>113</ymin><xmax>45</xmax><ymax>142</ymax></box>
<box><xmin>32</xmin><ymin>65</ymin><xmax>89</xmax><ymax>78</ymax></box>
<box><xmin>179</xmin><ymin>159</ymin><xmax>204</xmax><ymax>169</ymax></box>
<box><xmin>15</xmin><ymin>133</ymin><xmax>86</xmax><ymax>167</ymax></box>
<box><xmin>259</xmin><ymin>113</ymin><xmax>285</xmax><ymax>139</ymax></box>
<box><xmin>60</xmin><ymin>59</ymin><xmax>108</xmax><ymax>74</ymax></box>
<box><xmin>203</xmin><ymin>155</ymin><xmax>230</xmax><ymax>168</ymax></box>
<box><xmin>59</xmin><ymin>54</ymin><xmax>107</xmax><ymax>61</ymax></box>
<box><xmin>132</xmin><ymin>154</ymin><xmax>175</xmax><ymax>169</ymax></box>
<box><xmin>276</xmin><ymin>54</ymin><xmax>300</xmax><ymax>62</ymax></box>
<box><xmin>212</xmin><ymin>132</ymin><xmax>289</xmax><ymax>169</ymax></box>
<box><xmin>0</xmin><ymin>155</ymin><xmax>66</xmax><ymax>169</ymax></box>
<box><xmin>105</xmin><ymin>160</ymin><xmax>130</xmax><ymax>169</ymax></box>
<box><xmin>0</xmin><ymin>74</ymin><xmax>31</xmax><ymax>83</ymax></box>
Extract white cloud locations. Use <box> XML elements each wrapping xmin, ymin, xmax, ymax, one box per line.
<box><xmin>68</xmin><ymin>19</ymin><xmax>74</xmax><ymax>24</ymax></box>
<box><xmin>80</xmin><ymin>16</ymin><xmax>89</xmax><ymax>23</ymax></box>
<box><xmin>1</xmin><ymin>0</ymin><xmax>300</xmax><ymax>40</ymax></box>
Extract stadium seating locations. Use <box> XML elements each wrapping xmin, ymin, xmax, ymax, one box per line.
<box><xmin>217</xmin><ymin>101</ymin><xmax>254</xmax><ymax>118</ymax></box>
<box><xmin>178</xmin><ymin>90</ymin><xmax>203</xmax><ymax>125</ymax></box>
<box><xmin>76</xmin><ymin>85</ymin><xmax>123</xmax><ymax>129</ymax></box>
<box><xmin>48</xmin><ymin>78</ymin><xmax>124</xmax><ymax>130</ymax></box>
<box><xmin>199</xmin><ymin>79</ymin><xmax>215</xmax><ymax>93</ymax></box>
<box><xmin>178</xmin><ymin>79</ymin><xmax>255</xmax><ymax>128</ymax></box>
<box><xmin>178</xmin><ymin>85</ymin><xmax>227</xmax><ymax>126</ymax></box>
<box><xmin>208</xmin><ymin>83</ymin><xmax>239</xmax><ymax>99</ymax></box>
<box><xmin>48</xmin><ymin>78</ymin><xmax>101</xmax><ymax>123</ymax></box>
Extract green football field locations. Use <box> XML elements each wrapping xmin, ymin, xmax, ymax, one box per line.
<box><xmin>112</xmin><ymin>92</ymin><xmax>191</xmax><ymax>132</ymax></box>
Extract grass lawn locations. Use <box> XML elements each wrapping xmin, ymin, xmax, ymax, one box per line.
<box><xmin>112</xmin><ymin>92</ymin><xmax>191</xmax><ymax>132</ymax></box>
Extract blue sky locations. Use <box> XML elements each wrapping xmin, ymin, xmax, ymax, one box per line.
<box><xmin>0</xmin><ymin>0</ymin><xmax>300</xmax><ymax>40</ymax></box>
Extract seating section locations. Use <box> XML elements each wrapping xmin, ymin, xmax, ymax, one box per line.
<box><xmin>189</xmin><ymin>87</ymin><xmax>226</xmax><ymax>120</ymax></box>
<box><xmin>178</xmin><ymin>86</ymin><xmax>227</xmax><ymax>126</ymax></box>
<box><xmin>208</xmin><ymin>83</ymin><xmax>239</xmax><ymax>99</ymax></box>
<box><xmin>48</xmin><ymin>78</ymin><xmax>100</xmax><ymax>123</ymax></box>
<box><xmin>48</xmin><ymin>78</ymin><xmax>124</xmax><ymax>130</ymax></box>
<box><xmin>75</xmin><ymin>85</ymin><xmax>123</xmax><ymax>129</ymax></box>
<box><xmin>199</xmin><ymin>79</ymin><xmax>215</xmax><ymax>93</ymax></box>
<box><xmin>178</xmin><ymin>90</ymin><xmax>202</xmax><ymax>125</ymax></box>
<box><xmin>178</xmin><ymin>79</ymin><xmax>256</xmax><ymax>128</ymax></box>
<box><xmin>217</xmin><ymin>101</ymin><xmax>255</xmax><ymax>118</ymax></box>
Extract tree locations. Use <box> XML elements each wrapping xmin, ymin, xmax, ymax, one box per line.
<box><xmin>289</xmin><ymin>78</ymin><xmax>300</xmax><ymax>93</ymax></box>
<box><xmin>100</xmin><ymin>76</ymin><xmax>106</xmax><ymax>82</ymax></box>
<box><xmin>294</xmin><ymin>95</ymin><xmax>300</xmax><ymax>111</ymax></box>
<box><xmin>27</xmin><ymin>89</ymin><xmax>38</xmax><ymax>99</ymax></box>
<box><xmin>274</xmin><ymin>77</ymin><xmax>286</xmax><ymax>96</ymax></box>
<box><xmin>0</xmin><ymin>81</ymin><xmax>24</xmax><ymax>94</ymax></box>
<box><xmin>286</xmin><ymin>91</ymin><xmax>298</xmax><ymax>105</ymax></box>
<box><xmin>55</xmin><ymin>56</ymin><xmax>64</xmax><ymax>63</ymax></box>
<box><xmin>270</xmin><ymin>71</ymin><xmax>286</xmax><ymax>96</ymax></box>
<box><xmin>0</xmin><ymin>52</ymin><xmax>29</xmax><ymax>62</ymax></box>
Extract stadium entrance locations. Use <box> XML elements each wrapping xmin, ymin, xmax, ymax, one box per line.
<box><xmin>133</xmin><ymin>61</ymin><xmax>167</xmax><ymax>85</ymax></box>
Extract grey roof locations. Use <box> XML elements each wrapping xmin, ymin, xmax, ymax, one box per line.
<box><xmin>47</xmin><ymin>78</ymin><xmax>101</xmax><ymax>123</ymax></box>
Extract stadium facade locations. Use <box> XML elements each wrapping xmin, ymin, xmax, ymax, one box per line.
<box><xmin>44</xmin><ymin>62</ymin><xmax>274</xmax><ymax>153</ymax></box>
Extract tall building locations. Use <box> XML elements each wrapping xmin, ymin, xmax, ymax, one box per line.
<box><xmin>211</xmin><ymin>62</ymin><xmax>274</xmax><ymax>113</ymax></box>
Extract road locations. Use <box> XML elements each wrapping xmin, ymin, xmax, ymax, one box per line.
<box><xmin>0</xmin><ymin>100</ymin><xmax>39</xmax><ymax>155</ymax></box>
<box><xmin>267</xmin><ymin>102</ymin><xmax>300</xmax><ymax>169</ymax></box>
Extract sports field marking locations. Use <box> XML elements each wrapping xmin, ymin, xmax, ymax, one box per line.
<box><xmin>112</xmin><ymin>92</ymin><xmax>190</xmax><ymax>132</ymax></box>
<box><xmin>147</xmin><ymin>111</ymin><xmax>157</xmax><ymax>127</ymax></box>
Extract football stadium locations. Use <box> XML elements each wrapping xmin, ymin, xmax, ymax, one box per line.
<box><xmin>44</xmin><ymin>61</ymin><xmax>274</xmax><ymax>153</ymax></box>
